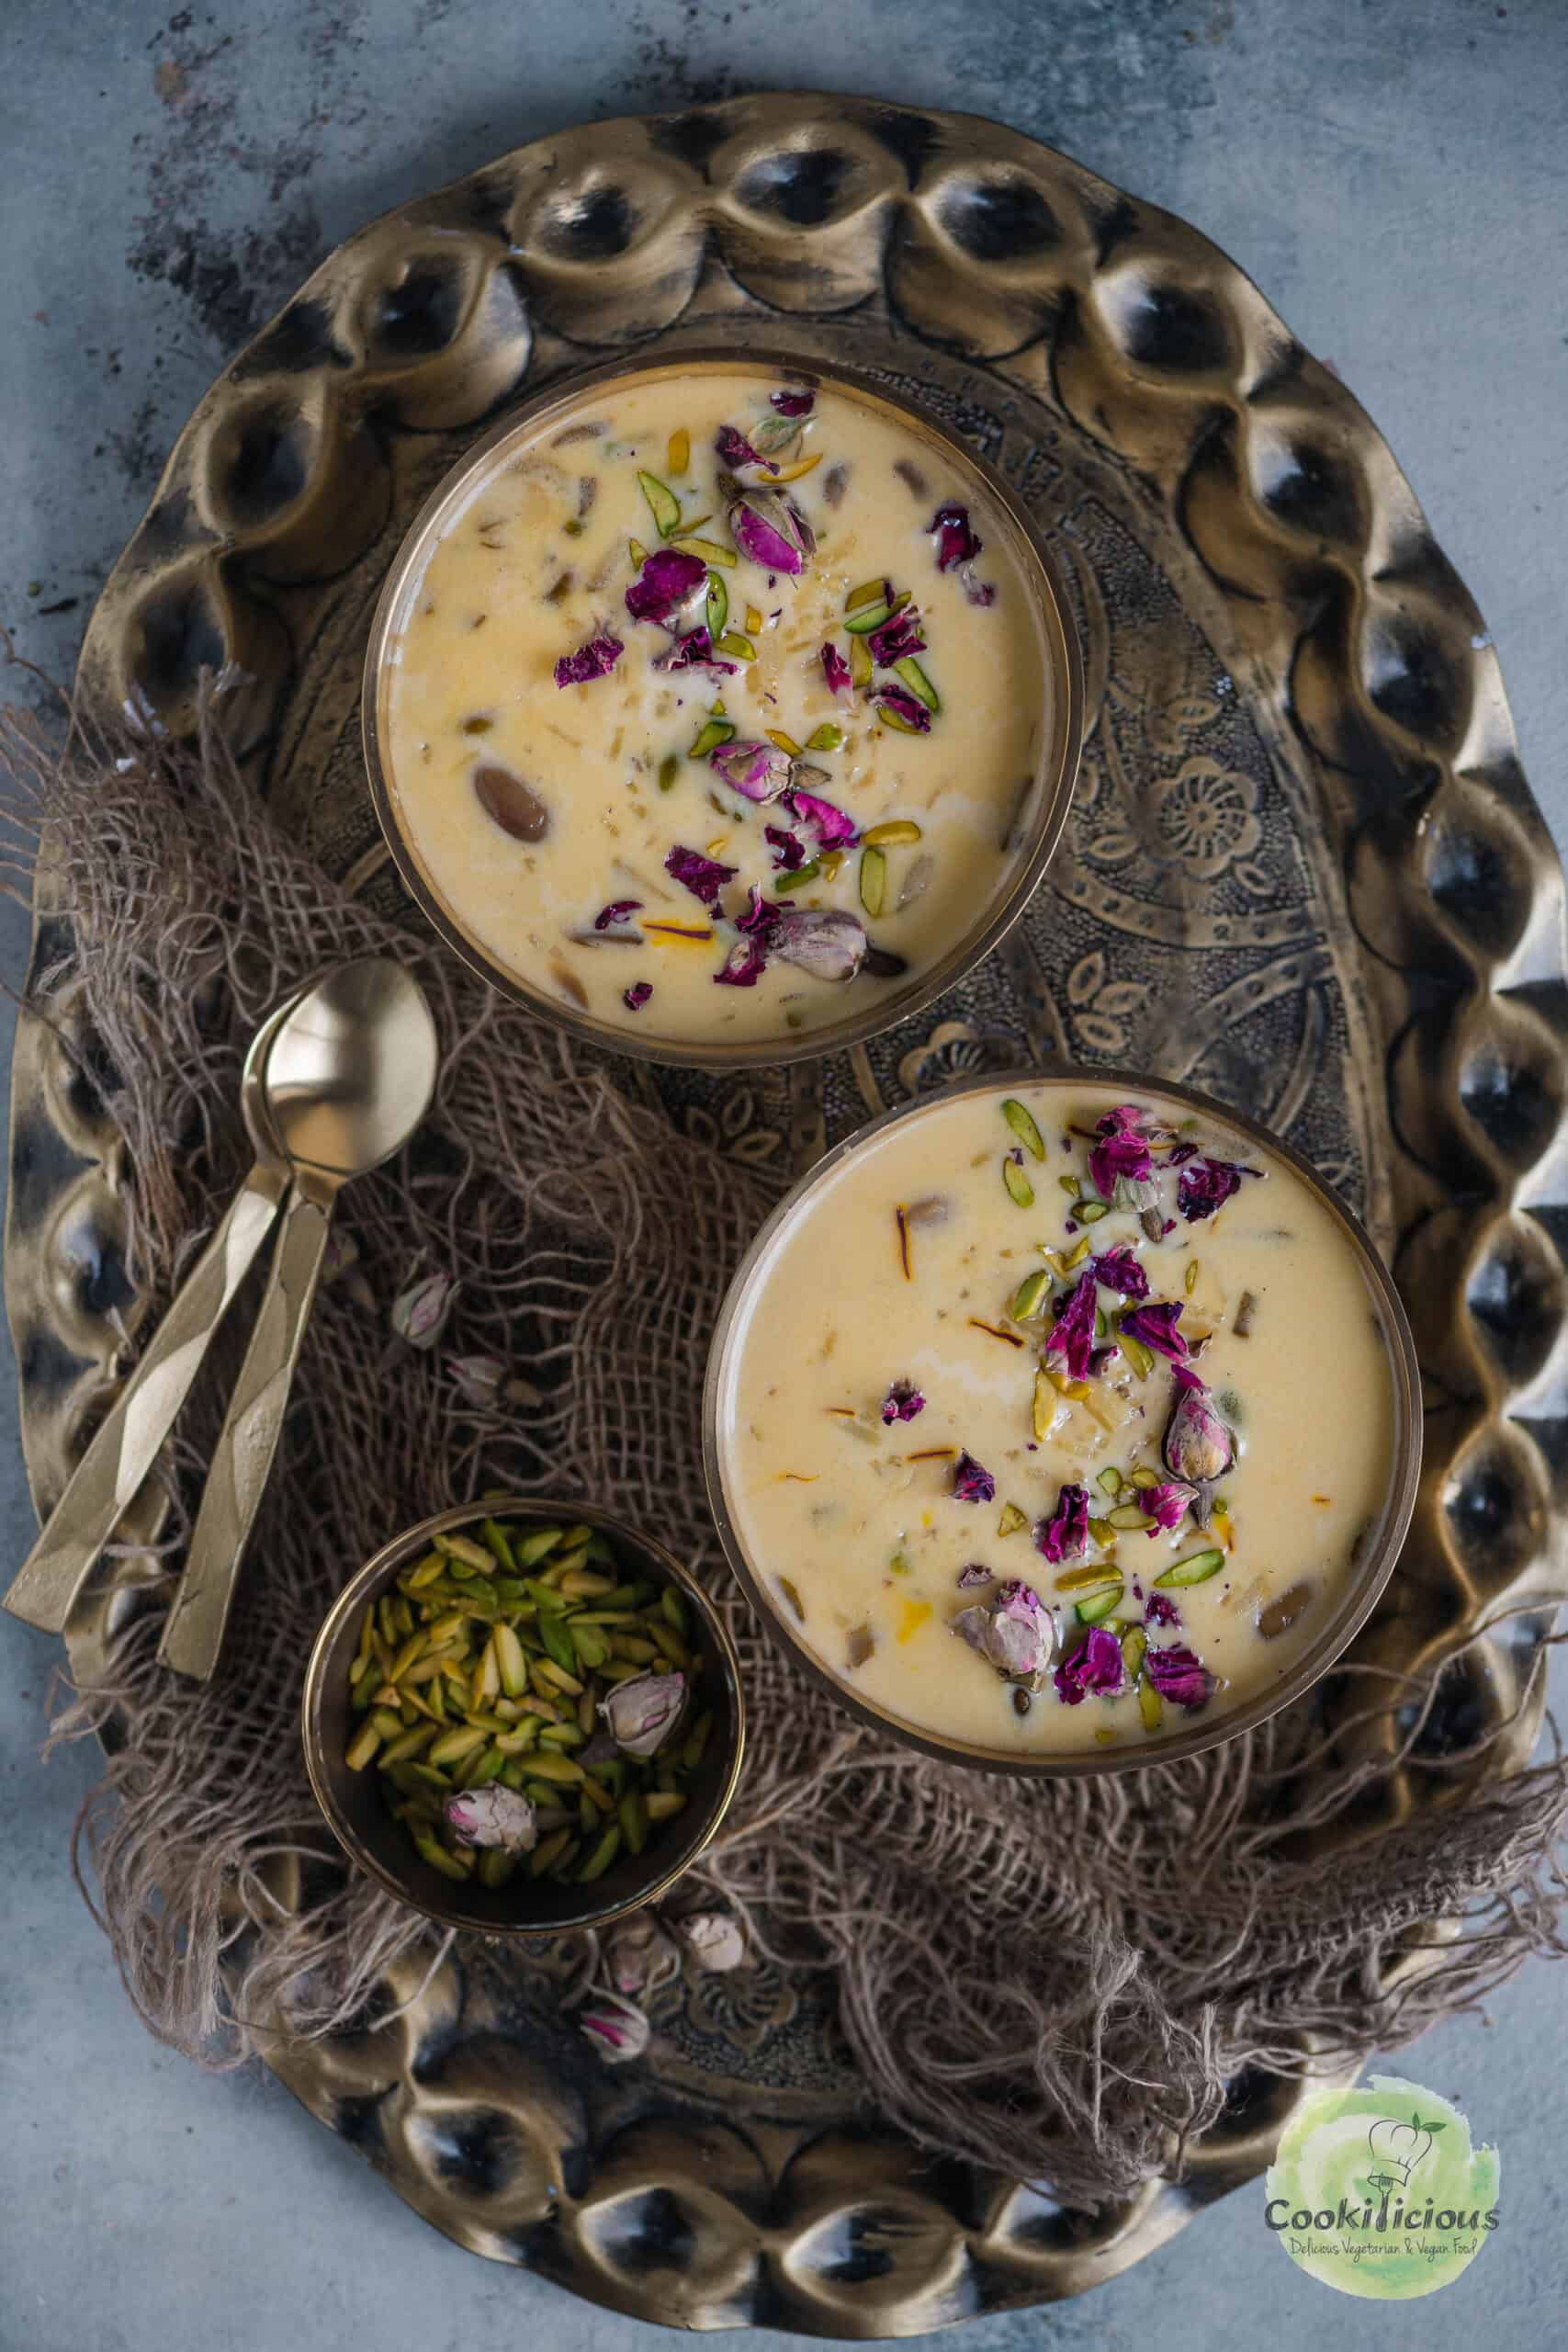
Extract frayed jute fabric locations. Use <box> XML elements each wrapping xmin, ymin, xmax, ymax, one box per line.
<box><xmin>5</xmin><ymin>693</ymin><xmax>1567</xmax><ymax>2208</ymax></box>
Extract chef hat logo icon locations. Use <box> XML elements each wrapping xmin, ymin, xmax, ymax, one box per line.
<box><xmin>1366</xmin><ymin>2112</ymin><xmax>1444</xmax><ymax>2189</ymax></box>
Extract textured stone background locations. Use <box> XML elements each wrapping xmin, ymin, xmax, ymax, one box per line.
<box><xmin>3</xmin><ymin>4</ymin><xmax>1566</xmax><ymax>2347</ymax></box>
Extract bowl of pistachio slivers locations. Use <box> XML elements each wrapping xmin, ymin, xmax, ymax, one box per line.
<box><xmin>302</xmin><ymin>1498</ymin><xmax>746</xmax><ymax>1933</ymax></box>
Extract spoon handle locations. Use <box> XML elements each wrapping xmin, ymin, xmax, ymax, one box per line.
<box><xmin>158</xmin><ymin>1173</ymin><xmax>335</xmax><ymax>1681</ymax></box>
<box><xmin>1</xmin><ymin>1162</ymin><xmax>291</xmax><ymax>1634</ymax></box>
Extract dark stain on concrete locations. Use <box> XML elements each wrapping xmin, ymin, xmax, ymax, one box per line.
<box><xmin>625</xmin><ymin>1</ymin><xmax>747</xmax><ymax>109</ymax></box>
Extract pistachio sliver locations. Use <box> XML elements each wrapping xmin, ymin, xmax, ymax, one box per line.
<box><xmin>850</xmin><ymin>635</ymin><xmax>873</xmax><ymax>690</ymax></box>
<box><xmin>1001</xmin><ymin>1097</ymin><xmax>1046</xmax><ymax>1160</ymax></box>
<box><xmin>1002</xmin><ymin>1157</ymin><xmax>1034</xmax><ymax>1207</ymax></box>
<box><xmin>1075</xmin><ymin>1583</ymin><xmax>1124</xmax><ymax>1624</ymax></box>
<box><xmin>805</xmin><ymin>722</ymin><xmax>843</xmax><ymax>752</ymax></box>
<box><xmin>705</xmin><ymin>574</ymin><xmax>729</xmax><ymax>639</ymax></box>
<box><xmin>862</xmin><ymin>819</ymin><xmax>922</xmax><ymax>848</ymax></box>
<box><xmin>667</xmin><ymin>426</ymin><xmax>690</xmax><ymax>475</ymax></box>
<box><xmin>657</xmin><ymin>751</ymin><xmax>681</xmax><ymax>791</ymax></box>
<box><xmin>998</xmin><ymin>1501</ymin><xmax>1030</xmax><ymax>1537</ymax></box>
<box><xmin>892</xmin><ymin>655</ymin><xmax>940</xmax><ymax>713</ymax></box>
<box><xmin>1097</xmin><ymin>1467</ymin><xmax>1122</xmax><ymax>1498</ymax></box>
<box><xmin>767</xmin><ymin>727</ymin><xmax>804</xmax><ymax>755</ymax></box>
<box><xmin>1154</xmin><ymin>1547</ymin><xmax>1226</xmax><ymax>1589</ymax></box>
<box><xmin>1076</xmin><ymin>1200</ymin><xmax>1111</xmax><ymax>1224</ymax></box>
<box><xmin>1107</xmin><ymin>1503</ymin><xmax>1156</xmax><ymax>1531</ymax></box>
<box><xmin>1121</xmin><ymin>1626</ymin><xmax>1148</xmax><ymax>1682</ymax></box>
<box><xmin>1010</xmin><ymin>1268</ymin><xmax>1051</xmax><ymax>1321</ymax></box>
<box><xmin>1138</xmin><ymin>1680</ymin><xmax>1163</xmax><ymax>1732</ymax></box>
<box><xmin>774</xmin><ymin>860</ymin><xmax>822</xmax><ymax>895</ymax></box>
<box><xmin>637</xmin><ymin>470</ymin><xmax>681</xmax><ymax>537</ymax></box>
<box><xmin>843</xmin><ymin>599</ymin><xmax>892</xmax><ymax>635</ymax></box>
<box><xmin>671</xmin><ymin>535</ymin><xmax>736</xmax><ymax>567</ymax></box>
<box><xmin>688</xmin><ymin>716</ymin><xmax>737</xmax><ymax>760</ymax></box>
<box><xmin>717</xmin><ymin>630</ymin><xmax>756</xmax><ymax>662</ymax></box>
<box><xmin>859</xmin><ymin>845</ymin><xmax>886</xmax><ymax>918</ymax></box>
<box><xmin>846</xmin><ymin>576</ymin><xmax>888</xmax><ymax>610</ymax></box>
<box><xmin>1032</xmin><ymin>1369</ymin><xmax>1055</xmax><ymax>1440</ymax></box>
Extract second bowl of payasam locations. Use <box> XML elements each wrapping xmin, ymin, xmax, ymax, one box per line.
<box><xmin>363</xmin><ymin>347</ymin><xmax>1082</xmax><ymax>1069</ymax></box>
<box><xmin>704</xmin><ymin>1069</ymin><xmax>1421</xmax><ymax>1775</ymax></box>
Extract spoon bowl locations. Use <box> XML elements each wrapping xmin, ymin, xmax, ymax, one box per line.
<box><xmin>262</xmin><ymin>960</ymin><xmax>439</xmax><ymax>1180</ymax></box>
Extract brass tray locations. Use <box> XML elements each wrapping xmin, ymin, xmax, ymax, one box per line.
<box><xmin>10</xmin><ymin>96</ymin><xmax>1566</xmax><ymax>2329</ymax></box>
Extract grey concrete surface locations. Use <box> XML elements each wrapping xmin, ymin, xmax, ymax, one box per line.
<box><xmin>3</xmin><ymin>3</ymin><xmax>1567</xmax><ymax>2347</ymax></box>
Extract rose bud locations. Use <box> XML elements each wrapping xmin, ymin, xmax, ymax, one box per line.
<box><xmin>1163</xmin><ymin>1383</ymin><xmax>1234</xmax><ymax>1484</ymax></box>
<box><xmin>951</xmin><ymin>1578</ymin><xmax>1055</xmax><ymax>1688</ymax></box>
<box><xmin>443</xmin><ymin>1785</ymin><xmax>537</xmax><ymax>1854</ymax></box>
<box><xmin>677</xmin><ymin>1910</ymin><xmax>747</xmax><ymax>1973</ymax></box>
<box><xmin>727</xmin><ymin>487</ymin><xmax>816</xmax><ymax>575</ymax></box>
<box><xmin>600</xmin><ymin>1669</ymin><xmax>687</xmax><ymax>1758</ymax></box>
<box><xmin>579</xmin><ymin>1993</ymin><xmax>651</xmax><ymax>2064</ymax></box>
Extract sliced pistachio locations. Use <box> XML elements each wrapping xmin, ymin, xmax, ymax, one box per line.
<box><xmin>628</xmin><ymin>537</ymin><xmax>649</xmax><ymax>569</ymax></box>
<box><xmin>667</xmin><ymin>426</ymin><xmax>690</xmax><ymax>475</ymax></box>
<box><xmin>892</xmin><ymin>655</ymin><xmax>940</xmax><ymax>713</ymax></box>
<box><xmin>1120</xmin><ymin>1331</ymin><xmax>1155</xmax><ymax>1378</ymax></box>
<box><xmin>1076</xmin><ymin>1199</ymin><xmax>1111</xmax><ymax>1224</ymax></box>
<box><xmin>1185</xmin><ymin>1259</ymin><xmax>1200</xmax><ymax>1296</ymax></box>
<box><xmin>1107</xmin><ymin>1503</ymin><xmax>1156</xmax><ymax>1531</ymax></box>
<box><xmin>1154</xmin><ymin>1547</ymin><xmax>1226</xmax><ymax>1589</ymax></box>
<box><xmin>863</xmin><ymin>819</ymin><xmax>922</xmax><ymax>848</ymax></box>
<box><xmin>1055</xmin><ymin>1563</ymin><xmax>1124</xmax><ymax>1593</ymax></box>
<box><xmin>859</xmin><ymin>844</ymin><xmax>886</xmax><ymax>918</ymax></box>
<box><xmin>1121</xmin><ymin>1626</ymin><xmax>1147</xmax><ymax>1681</ymax></box>
<box><xmin>998</xmin><ymin>1501</ymin><xmax>1030</xmax><ymax>1537</ymax></box>
<box><xmin>806</xmin><ymin>722</ymin><xmax>843</xmax><ymax>752</ymax></box>
<box><xmin>1032</xmin><ymin>1369</ymin><xmax>1054</xmax><ymax>1441</ymax></box>
<box><xmin>850</xmin><ymin>635</ymin><xmax>873</xmax><ymax>690</ymax></box>
<box><xmin>1059</xmin><ymin>1174</ymin><xmax>1081</xmax><ymax>1197</ymax></box>
<box><xmin>1003</xmin><ymin>1157</ymin><xmax>1034</xmax><ymax>1207</ymax></box>
<box><xmin>774</xmin><ymin>860</ymin><xmax>822</xmax><ymax>895</ymax></box>
<box><xmin>671</xmin><ymin>534</ymin><xmax>736</xmax><ymax>567</ymax></box>
<box><xmin>705</xmin><ymin>573</ymin><xmax>728</xmax><ymax>639</ymax></box>
<box><xmin>1129</xmin><ymin>1466</ymin><xmax>1159</xmax><ymax>1490</ymax></box>
<box><xmin>1096</xmin><ymin>1468</ymin><xmax>1122</xmax><ymax>1498</ymax></box>
<box><xmin>1010</xmin><ymin>1268</ymin><xmax>1051</xmax><ymax>1322</ymax></box>
<box><xmin>718</xmin><ymin>629</ymin><xmax>756</xmax><ymax>662</ymax></box>
<box><xmin>688</xmin><ymin>715</ymin><xmax>736</xmax><ymax>760</ymax></box>
<box><xmin>1074</xmin><ymin>1583</ymin><xmax>1124</xmax><ymax>1624</ymax></box>
<box><xmin>843</xmin><ymin>599</ymin><xmax>891</xmax><ymax>635</ymax></box>
<box><xmin>1001</xmin><ymin>1097</ymin><xmax>1046</xmax><ymax>1160</ymax></box>
<box><xmin>1138</xmin><ymin>1680</ymin><xmax>1163</xmax><ymax>1733</ymax></box>
<box><xmin>846</xmin><ymin>576</ymin><xmax>887</xmax><ymax>611</ymax></box>
<box><xmin>637</xmin><ymin>469</ymin><xmax>681</xmax><ymax>537</ymax></box>
<box><xmin>1087</xmin><ymin>1515</ymin><xmax>1115</xmax><ymax>1546</ymax></box>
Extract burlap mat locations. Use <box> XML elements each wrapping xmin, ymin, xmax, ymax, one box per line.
<box><xmin>5</xmin><ymin>686</ymin><xmax>1567</xmax><ymax>2206</ymax></box>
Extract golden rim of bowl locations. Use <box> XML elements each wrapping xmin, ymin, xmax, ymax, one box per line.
<box><xmin>301</xmin><ymin>1497</ymin><xmax>746</xmax><ymax>1934</ymax></box>
<box><xmin>361</xmin><ymin>343</ymin><xmax>1084</xmax><ymax>1070</ymax></box>
<box><xmin>702</xmin><ymin>1064</ymin><xmax>1423</xmax><ymax>1778</ymax></box>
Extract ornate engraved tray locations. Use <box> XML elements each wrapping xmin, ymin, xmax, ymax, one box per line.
<box><xmin>10</xmin><ymin>96</ymin><xmax>1567</xmax><ymax>2328</ymax></box>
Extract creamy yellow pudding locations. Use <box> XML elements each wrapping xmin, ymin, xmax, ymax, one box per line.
<box><xmin>378</xmin><ymin>368</ymin><xmax>1057</xmax><ymax>1049</ymax></box>
<box><xmin>711</xmin><ymin>1080</ymin><xmax>1409</xmax><ymax>1758</ymax></box>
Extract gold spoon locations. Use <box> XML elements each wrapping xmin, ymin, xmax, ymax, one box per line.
<box><xmin>1</xmin><ymin>995</ymin><xmax>302</xmax><ymax>1634</ymax></box>
<box><xmin>157</xmin><ymin>960</ymin><xmax>438</xmax><ymax>1680</ymax></box>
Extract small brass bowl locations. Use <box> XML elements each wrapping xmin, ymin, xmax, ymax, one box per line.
<box><xmin>362</xmin><ymin>343</ymin><xmax>1083</xmax><ymax>1071</ymax></box>
<box><xmin>704</xmin><ymin>1067</ymin><xmax>1422</xmax><ymax>1778</ymax></box>
<box><xmin>302</xmin><ymin>1498</ymin><xmax>745</xmax><ymax>1934</ymax></box>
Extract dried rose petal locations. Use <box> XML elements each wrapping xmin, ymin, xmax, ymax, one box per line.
<box><xmin>1144</xmin><ymin>1590</ymin><xmax>1182</xmax><ymax>1629</ymax></box>
<box><xmin>952</xmin><ymin>1450</ymin><xmax>997</xmax><ymax>1504</ymax></box>
<box><xmin>728</xmin><ymin>488</ymin><xmax>815</xmax><ymax>575</ymax></box>
<box><xmin>1090</xmin><ymin>1245</ymin><xmax>1149</xmax><ymax>1300</ymax></box>
<box><xmin>710</xmin><ymin>739</ymin><xmax>794</xmax><ymax>803</ymax></box>
<box><xmin>716</xmin><ymin>423</ymin><xmax>778</xmax><ymax>473</ymax></box>
<box><xmin>737</xmin><ymin>884</ymin><xmax>784</xmax><ymax>935</ymax></box>
<box><xmin>446</xmin><ymin>1353</ymin><xmax>525</xmax><ymax>1411</ymax></box>
<box><xmin>1089</xmin><ymin>1105</ymin><xmax>1155</xmax><ymax>1201</ymax></box>
<box><xmin>625</xmin><ymin>547</ymin><xmax>708</xmax><ymax>627</ymax></box>
<box><xmin>930</xmin><ymin>502</ymin><xmax>982</xmax><ymax>571</ymax></box>
<box><xmin>654</xmin><ymin>626</ymin><xmax>738</xmax><ymax>675</ymax></box>
<box><xmin>444</xmin><ymin>1784</ymin><xmax>537</xmax><ymax>1853</ymax></box>
<box><xmin>957</xmin><ymin>1563</ymin><xmax>992</xmax><ymax>1589</ymax></box>
<box><xmin>605</xmin><ymin>1913</ymin><xmax>681</xmax><ymax>1999</ymax></box>
<box><xmin>594</xmin><ymin>898</ymin><xmax>643</xmax><ymax>930</ymax></box>
<box><xmin>677</xmin><ymin>1910</ymin><xmax>747</xmax><ymax>1973</ymax></box>
<box><xmin>1044</xmin><ymin>1272</ymin><xmax>1098</xmax><ymax>1381</ymax></box>
<box><xmin>1163</xmin><ymin>1383</ymin><xmax>1233</xmax><ymax>1482</ymax></box>
<box><xmin>770</xmin><ymin>388</ymin><xmax>815</xmax><ymax>417</ymax></box>
<box><xmin>624</xmin><ymin>980</ymin><xmax>653</xmax><ymax>1012</ymax></box>
<box><xmin>873</xmin><ymin>683</ymin><xmax>932</xmax><ymax>733</ymax></box>
<box><xmin>579</xmin><ymin>1993</ymin><xmax>650</xmax><ymax>2063</ymax></box>
<box><xmin>600</xmin><ymin>1669</ymin><xmax>686</xmax><ymax>1758</ymax></box>
<box><xmin>554</xmin><ymin>633</ymin><xmax>623</xmax><ymax>688</ymax></box>
<box><xmin>765</xmin><ymin>824</ymin><xmax>807</xmax><ymax>871</ymax></box>
<box><xmin>664</xmin><ymin>844</ymin><xmax>738</xmax><ymax>906</ymax></box>
<box><xmin>1035</xmin><ymin>1483</ymin><xmax>1090</xmax><ymax>1563</ymax></box>
<box><xmin>1145</xmin><ymin>1643</ymin><xmax>1213</xmax><ymax>1710</ymax></box>
<box><xmin>1053</xmin><ymin>1625</ymin><xmax>1124</xmax><ymax>1705</ymax></box>
<box><xmin>866</xmin><ymin>607</ymin><xmax>925</xmax><ymax>666</ymax></box>
<box><xmin>786</xmin><ymin>786</ymin><xmax>860</xmax><ymax>849</ymax></box>
<box><xmin>1178</xmin><ymin>1156</ymin><xmax>1257</xmax><ymax>1222</ymax></box>
<box><xmin>880</xmin><ymin>1379</ymin><xmax>926</xmax><ymax>1425</ymax></box>
<box><xmin>820</xmin><ymin>641</ymin><xmax>852</xmax><ymax>695</ymax></box>
<box><xmin>770</xmin><ymin>909</ymin><xmax>866</xmax><ymax>982</ymax></box>
<box><xmin>714</xmin><ymin>936</ymin><xmax>768</xmax><ymax>988</ymax></box>
<box><xmin>1118</xmin><ymin>1301</ymin><xmax>1188</xmax><ymax>1363</ymax></box>
<box><xmin>952</xmin><ymin>1577</ymin><xmax>1054</xmax><ymax>1683</ymax></box>
<box><xmin>1141</xmin><ymin>1480</ymin><xmax>1199</xmax><ymax>1532</ymax></box>
<box><xmin>390</xmin><ymin>1271</ymin><xmax>459</xmax><ymax>1351</ymax></box>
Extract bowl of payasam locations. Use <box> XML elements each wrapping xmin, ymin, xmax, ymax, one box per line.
<box><xmin>704</xmin><ymin>1070</ymin><xmax>1421</xmax><ymax>1774</ymax></box>
<box><xmin>363</xmin><ymin>349</ymin><xmax>1082</xmax><ymax>1066</ymax></box>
